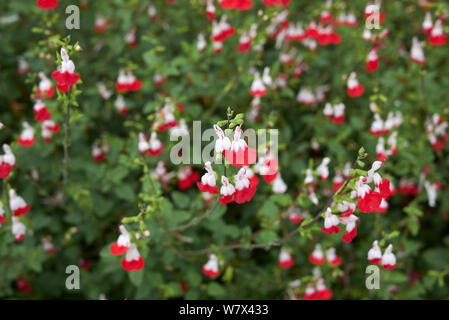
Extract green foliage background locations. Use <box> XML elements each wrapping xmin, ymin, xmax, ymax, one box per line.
<box><xmin>0</xmin><ymin>0</ymin><xmax>449</xmax><ymax>299</ymax></box>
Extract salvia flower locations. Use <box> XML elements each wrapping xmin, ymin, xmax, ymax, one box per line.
<box><xmin>347</xmin><ymin>72</ymin><xmax>364</xmax><ymax>98</ymax></box>
<box><xmin>428</xmin><ymin>19</ymin><xmax>447</xmax><ymax>46</ymax></box>
<box><xmin>110</xmin><ymin>225</ymin><xmax>131</xmax><ymax>255</ymax></box>
<box><xmin>115</xmin><ymin>96</ymin><xmax>128</xmax><ymax>115</ymax></box>
<box><xmin>18</xmin><ymin>122</ymin><xmax>35</xmax><ymax>147</ymax></box>
<box><xmin>51</xmin><ymin>48</ymin><xmax>80</xmax><ymax>93</ymax></box>
<box><xmin>326</xmin><ymin>248</ymin><xmax>342</xmax><ymax>267</ymax></box>
<box><xmin>115</xmin><ymin>69</ymin><xmax>142</xmax><ymax>93</ymax></box>
<box><xmin>0</xmin><ymin>144</ymin><xmax>15</xmax><ymax>179</ymax></box>
<box><xmin>12</xmin><ymin>217</ymin><xmax>26</xmax><ymax>242</ymax></box>
<box><xmin>202</xmin><ymin>254</ymin><xmax>219</xmax><ymax>278</ymax></box>
<box><xmin>34</xmin><ymin>72</ymin><xmax>54</xmax><ymax>99</ymax></box>
<box><xmin>249</xmin><ymin>72</ymin><xmax>267</xmax><ymax>97</ymax></box>
<box><xmin>219</xmin><ymin>176</ymin><xmax>235</xmax><ymax>205</ymax></box>
<box><xmin>223</xmin><ymin>125</ymin><xmax>257</xmax><ymax>167</ymax></box>
<box><xmin>37</xmin><ymin>0</ymin><xmax>58</xmax><ymax>10</ymax></box>
<box><xmin>272</xmin><ymin>174</ymin><xmax>287</xmax><ymax>193</ymax></box>
<box><xmin>206</xmin><ymin>0</ymin><xmax>216</xmax><ymax>21</ymax></box>
<box><xmin>33</xmin><ymin>100</ymin><xmax>51</xmax><ymax>122</ymax></box>
<box><xmin>0</xmin><ymin>202</ymin><xmax>5</xmax><ymax>225</ymax></box>
<box><xmin>121</xmin><ymin>244</ymin><xmax>144</xmax><ymax>272</ymax></box>
<box><xmin>9</xmin><ymin>189</ymin><xmax>30</xmax><ymax>217</ymax></box>
<box><xmin>197</xmin><ymin>161</ymin><xmax>218</xmax><ymax>194</ymax></box>
<box><xmin>309</xmin><ymin>244</ymin><xmax>325</xmax><ymax>265</ymax></box>
<box><xmin>148</xmin><ymin>132</ymin><xmax>163</xmax><ymax>156</ymax></box>
<box><xmin>366</xmin><ymin>48</ymin><xmax>379</xmax><ymax>73</ymax></box>
<box><xmin>278</xmin><ymin>248</ymin><xmax>295</xmax><ymax>269</ymax></box>
<box><xmin>220</xmin><ymin>0</ymin><xmax>253</xmax><ymax>10</ymax></box>
<box><xmin>411</xmin><ymin>37</ymin><xmax>426</xmax><ymax>65</ymax></box>
<box><xmin>177</xmin><ymin>165</ymin><xmax>200</xmax><ymax>190</ymax></box>
<box><xmin>321</xmin><ymin>208</ymin><xmax>341</xmax><ymax>234</ymax></box>
<box><xmin>422</xmin><ymin>12</ymin><xmax>433</xmax><ymax>34</ymax></box>
<box><xmin>368</xmin><ymin>240</ymin><xmax>382</xmax><ymax>265</ymax></box>
<box><xmin>381</xmin><ymin>244</ymin><xmax>397</xmax><ymax>270</ymax></box>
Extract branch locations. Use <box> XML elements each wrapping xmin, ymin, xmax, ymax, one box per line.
<box><xmin>169</xmin><ymin>197</ymin><xmax>220</xmax><ymax>232</ymax></box>
<box><xmin>62</xmin><ymin>89</ymin><xmax>71</xmax><ymax>185</ymax></box>
<box><xmin>181</xmin><ymin>160</ymin><xmax>357</xmax><ymax>256</ymax></box>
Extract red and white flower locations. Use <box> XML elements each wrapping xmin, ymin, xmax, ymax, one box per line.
<box><xmin>125</xmin><ymin>28</ymin><xmax>138</xmax><ymax>48</ymax></box>
<box><xmin>148</xmin><ymin>132</ymin><xmax>163</xmax><ymax>156</ymax></box>
<box><xmin>381</xmin><ymin>244</ymin><xmax>397</xmax><ymax>270</ymax></box>
<box><xmin>411</xmin><ymin>37</ymin><xmax>426</xmax><ymax>65</ymax></box>
<box><xmin>37</xmin><ymin>0</ymin><xmax>58</xmax><ymax>10</ymax></box>
<box><xmin>115</xmin><ymin>96</ymin><xmax>128</xmax><ymax>115</ymax></box>
<box><xmin>317</xmin><ymin>157</ymin><xmax>330</xmax><ymax>181</ymax></box>
<box><xmin>347</xmin><ymin>72</ymin><xmax>364</xmax><ymax>98</ymax></box>
<box><xmin>333</xmin><ymin>170</ymin><xmax>344</xmax><ymax>191</ymax></box>
<box><xmin>17</xmin><ymin>56</ymin><xmax>30</xmax><ymax>75</ymax></box>
<box><xmin>9</xmin><ymin>189</ymin><xmax>30</xmax><ymax>217</ymax></box>
<box><xmin>297</xmin><ymin>88</ymin><xmax>316</xmax><ymax>105</ymax></box>
<box><xmin>110</xmin><ymin>225</ymin><xmax>131</xmax><ymax>255</ymax></box>
<box><xmin>206</xmin><ymin>0</ymin><xmax>216</xmax><ymax>21</ymax></box>
<box><xmin>428</xmin><ymin>19</ymin><xmax>447</xmax><ymax>46</ymax></box>
<box><xmin>94</xmin><ymin>16</ymin><xmax>110</xmax><ymax>33</ymax></box>
<box><xmin>422</xmin><ymin>12</ymin><xmax>433</xmax><ymax>34</ymax></box>
<box><xmin>18</xmin><ymin>122</ymin><xmax>35</xmax><ymax>147</ymax></box>
<box><xmin>219</xmin><ymin>176</ymin><xmax>235</xmax><ymax>205</ymax></box>
<box><xmin>366</xmin><ymin>48</ymin><xmax>379</xmax><ymax>73</ymax></box>
<box><xmin>321</xmin><ymin>208</ymin><xmax>341</xmax><ymax>234</ymax></box>
<box><xmin>368</xmin><ymin>240</ymin><xmax>382</xmax><ymax>265</ymax></box>
<box><xmin>153</xmin><ymin>73</ymin><xmax>168</xmax><ymax>88</ymax></box>
<box><xmin>326</xmin><ymin>248</ymin><xmax>342</xmax><ymax>267</ymax></box>
<box><xmin>340</xmin><ymin>213</ymin><xmax>359</xmax><ymax>242</ymax></box>
<box><xmin>115</xmin><ymin>69</ymin><xmax>142</xmax><ymax>93</ymax></box>
<box><xmin>197</xmin><ymin>161</ymin><xmax>218</xmax><ymax>194</ymax></box>
<box><xmin>51</xmin><ymin>48</ymin><xmax>80</xmax><ymax>93</ymax></box>
<box><xmin>34</xmin><ymin>72</ymin><xmax>54</xmax><ymax>99</ymax></box>
<box><xmin>249</xmin><ymin>72</ymin><xmax>267</xmax><ymax>97</ymax></box>
<box><xmin>177</xmin><ymin>166</ymin><xmax>200</xmax><ymax>190</ymax></box>
<box><xmin>223</xmin><ymin>125</ymin><xmax>257</xmax><ymax>167</ymax></box>
<box><xmin>92</xmin><ymin>142</ymin><xmax>109</xmax><ymax>162</ymax></box>
<box><xmin>309</xmin><ymin>244</ymin><xmax>325</xmax><ymax>265</ymax></box>
<box><xmin>315</xmin><ymin>278</ymin><xmax>333</xmax><ymax>300</ymax></box>
<box><xmin>234</xmin><ymin>168</ymin><xmax>257</xmax><ymax>203</ymax></box>
<box><xmin>202</xmin><ymin>254</ymin><xmax>220</xmax><ymax>278</ymax></box>
<box><xmin>272</xmin><ymin>173</ymin><xmax>287</xmax><ymax>194</ymax></box>
<box><xmin>212</xmin><ymin>16</ymin><xmax>235</xmax><ymax>42</ymax></box>
<box><xmin>33</xmin><ymin>100</ymin><xmax>51</xmax><ymax>122</ymax></box>
<box><xmin>41</xmin><ymin>120</ymin><xmax>60</xmax><ymax>143</ymax></box>
<box><xmin>121</xmin><ymin>244</ymin><xmax>144</xmax><ymax>271</ymax></box>
<box><xmin>148</xmin><ymin>4</ymin><xmax>157</xmax><ymax>21</ymax></box>
<box><xmin>0</xmin><ymin>144</ymin><xmax>15</xmax><ymax>179</ymax></box>
<box><xmin>356</xmin><ymin>176</ymin><xmax>382</xmax><ymax>213</ymax></box>
<box><xmin>213</xmin><ymin>124</ymin><xmax>231</xmax><ymax>154</ymax></box>
<box><xmin>12</xmin><ymin>217</ymin><xmax>26</xmax><ymax>242</ymax></box>
<box><xmin>303</xmin><ymin>283</ymin><xmax>317</xmax><ymax>300</ymax></box>
<box><xmin>197</xmin><ymin>33</ymin><xmax>207</xmax><ymax>52</ymax></box>
<box><xmin>278</xmin><ymin>248</ymin><xmax>295</xmax><ymax>269</ymax></box>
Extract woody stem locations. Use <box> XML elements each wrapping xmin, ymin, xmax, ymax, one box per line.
<box><xmin>62</xmin><ymin>89</ymin><xmax>71</xmax><ymax>185</ymax></box>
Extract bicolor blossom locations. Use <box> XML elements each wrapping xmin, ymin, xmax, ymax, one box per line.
<box><xmin>347</xmin><ymin>72</ymin><xmax>364</xmax><ymax>98</ymax></box>
<box><xmin>34</xmin><ymin>72</ymin><xmax>54</xmax><ymax>99</ymax></box>
<box><xmin>278</xmin><ymin>248</ymin><xmax>295</xmax><ymax>269</ymax></box>
<box><xmin>33</xmin><ymin>100</ymin><xmax>51</xmax><ymax>122</ymax></box>
<box><xmin>18</xmin><ymin>122</ymin><xmax>35</xmax><ymax>147</ymax></box>
<box><xmin>12</xmin><ymin>217</ymin><xmax>26</xmax><ymax>242</ymax></box>
<box><xmin>309</xmin><ymin>244</ymin><xmax>325</xmax><ymax>265</ymax></box>
<box><xmin>115</xmin><ymin>70</ymin><xmax>142</xmax><ymax>93</ymax></box>
<box><xmin>326</xmin><ymin>248</ymin><xmax>342</xmax><ymax>267</ymax></box>
<box><xmin>219</xmin><ymin>176</ymin><xmax>235</xmax><ymax>205</ymax></box>
<box><xmin>381</xmin><ymin>244</ymin><xmax>397</xmax><ymax>270</ymax></box>
<box><xmin>202</xmin><ymin>254</ymin><xmax>219</xmax><ymax>278</ymax></box>
<box><xmin>223</xmin><ymin>125</ymin><xmax>257</xmax><ymax>167</ymax></box>
<box><xmin>110</xmin><ymin>225</ymin><xmax>131</xmax><ymax>255</ymax></box>
<box><xmin>9</xmin><ymin>189</ymin><xmax>30</xmax><ymax>217</ymax></box>
<box><xmin>51</xmin><ymin>48</ymin><xmax>80</xmax><ymax>93</ymax></box>
<box><xmin>115</xmin><ymin>96</ymin><xmax>128</xmax><ymax>115</ymax></box>
<box><xmin>321</xmin><ymin>208</ymin><xmax>341</xmax><ymax>234</ymax></box>
<box><xmin>177</xmin><ymin>166</ymin><xmax>200</xmax><ymax>190</ymax></box>
<box><xmin>121</xmin><ymin>244</ymin><xmax>144</xmax><ymax>272</ymax></box>
<box><xmin>428</xmin><ymin>19</ymin><xmax>447</xmax><ymax>46</ymax></box>
<box><xmin>0</xmin><ymin>144</ymin><xmax>15</xmax><ymax>179</ymax></box>
<box><xmin>411</xmin><ymin>37</ymin><xmax>426</xmax><ymax>65</ymax></box>
<box><xmin>367</xmin><ymin>240</ymin><xmax>382</xmax><ymax>265</ymax></box>
<box><xmin>197</xmin><ymin>161</ymin><xmax>218</xmax><ymax>194</ymax></box>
